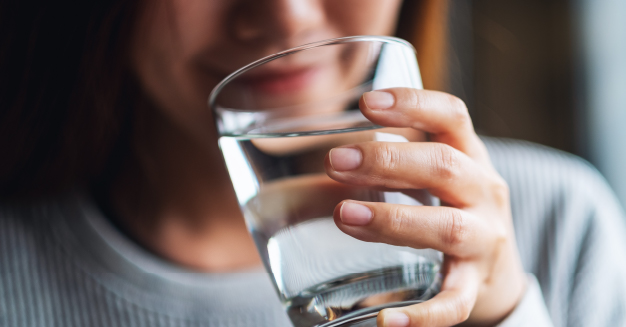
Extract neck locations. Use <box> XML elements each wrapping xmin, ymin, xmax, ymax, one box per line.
<box><xmin>105</xmin><ymin>108</ymin><xmax>261</xmax><ymax>272</ymax></box>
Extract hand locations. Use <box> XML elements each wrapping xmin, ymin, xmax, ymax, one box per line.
<box><xmin>324</xmin><ymin>88</ymin><xmax>527</xmax><ymax>327</ymax></box>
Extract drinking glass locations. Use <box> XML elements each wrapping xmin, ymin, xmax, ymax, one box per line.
<box><xmin>209</xmin><ymin>36</ymin><xmax>442</xmax><ymax>327</ymax></box>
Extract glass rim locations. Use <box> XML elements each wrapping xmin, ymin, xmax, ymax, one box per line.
<box><xmin>207</xmin><ymin>35</ymin><xmax>415</xmax><ymax>111</ymax></box>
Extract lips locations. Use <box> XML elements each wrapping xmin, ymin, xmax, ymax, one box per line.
<box><xmin>236</xmin><ymin>66</ymin><xmax>320</xmax><ymax>94</ymax></box>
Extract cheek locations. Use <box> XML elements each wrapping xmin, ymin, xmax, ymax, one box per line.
<box><xmin>130</xmin><ymin>1</ymin><xmax>227</xmax><ymax>140</ymax></box>
<box><xmin>325</xmin><ymin>0</ymin><xmax>404</xmax><ymax>36</ymax></box>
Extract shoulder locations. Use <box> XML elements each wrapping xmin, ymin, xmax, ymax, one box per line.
<box><xmin>481</xmin><ymin>136</ymin><xmax>624</xmax><ymax>238</ymax></box>
<box><xmin>0</xmin><ymin>194</ymin><xmax>89</xmax><ymax>266</ymax></box>
<box><xmin>482</xmin><ymin>136</ymin><xmax>601</xmax><ymax>188</ymax></box>
<box><xmin>0</xmin><ymin>194</ymin><xmax>85</xmax><ymax>278</ymax></box>
<box><xmin>0</xmin><ymin>198</ymin><xmax>47</xmax><ymax>246</ymax></box>
<box><xmin>0</xmin><ymin>197</ymin><xmax>65</xmax><ymax>274</ymax></box>
<box><xmin>481</xmin><ymin>136</ymin><xmax>626</xmax><ymax>267</ymax></box>
<box><xmin>0</xmin><ymin>197</ymin><xmax>60</xmax><ymax>314</ymax></box>
<box><xmin>483</xmin><ymin>137</ymin><xmax>626</xmax><ymax>326</ymax></box>
<box><xmin>481</xmin><ymin>136</ymin><xmax>619</xmax><ymax>217</ymax></box>
<box><xmin>0</xmin><ymin>194</ymin><xmax>108</xmax><ymax>325</ymax></box>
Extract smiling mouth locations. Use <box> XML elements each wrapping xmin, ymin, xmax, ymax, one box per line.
<box><xmin>236</xmin><ymin>67</ymin><xmax>321</xmax><ymax>94</ymax></box>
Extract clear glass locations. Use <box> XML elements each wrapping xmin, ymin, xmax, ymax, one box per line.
<box><xmin>209</xmin><ymin>36</ymin><xmax>442</xmax><ymax>327</ymax></box>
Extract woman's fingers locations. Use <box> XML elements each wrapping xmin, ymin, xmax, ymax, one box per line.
<box><xmin>333</xmin><ymin>201</ymin><xmax>493</xmax><ymax>258</ymax></box>
<box><xmin>325</xmin><ymin>141</ymin><xmax>506</xmax><ymax>207</ymax></box>
<box><xmin>360</xmin><ymin>88</ymin><xmax>490</xmax><ymax>165</ymax></box>
<box><xmin>377</xmin><ymin>261</ymin><xmax>480</xmax><ymax>327</ymax></box>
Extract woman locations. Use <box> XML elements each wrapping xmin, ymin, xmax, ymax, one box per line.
<box><xmin>1</xmin><ymin>0</ymin><xmax>625</xmax><ymax>326</ymax></box>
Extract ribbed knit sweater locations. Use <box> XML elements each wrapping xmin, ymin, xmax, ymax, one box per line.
<box><xmin>2</xmin><ymin>138</ymin><xmax>626</xmax><ymax>327</ymax></box>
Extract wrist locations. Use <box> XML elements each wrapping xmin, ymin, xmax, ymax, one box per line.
<box><xmin>464</xmin><ymin>249</ymin><xmax>527</xmax><ymax>326</ymax></box>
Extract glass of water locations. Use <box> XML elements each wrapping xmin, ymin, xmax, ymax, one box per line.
<box><xmin>208</xmin><ymin>36</ymin><xmax>442</xmax><ymax>327</ymax></box>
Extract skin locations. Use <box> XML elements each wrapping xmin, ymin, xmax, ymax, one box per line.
<box><xmin>116</xmin><ymin>0</ymin><xmax>527</xmax><ymax>326</ymax></box>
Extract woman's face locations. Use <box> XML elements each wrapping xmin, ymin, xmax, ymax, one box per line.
<box><xmin>131</xmin><ymin>0</ymin><xmax>404</xmax><ymax>141</ymax></box>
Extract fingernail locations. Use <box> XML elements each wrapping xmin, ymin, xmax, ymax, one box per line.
<box><xmin>383</xmin><ymin>311</ymin><xmax>410</xmax><ymax>327</ymax></box>
<box><xmin>340</xmin><ymin>202</ymin><xmax>373</xmax><ymax>226</ymax></box>
<box><xmin>329</xmin><ymin>147</ymin><xmax>362</xmax><ymax>171</ymax></box>
<box><xmin>363</xmin><ymin>91</ymin><xmax>395</xmax><ymax>110</ymax></box>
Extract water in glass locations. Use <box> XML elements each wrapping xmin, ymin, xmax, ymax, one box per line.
<box><xmin>218</xmin><ymin>112</ymin><xmax>442</xmax><ymax>327</ymax></box>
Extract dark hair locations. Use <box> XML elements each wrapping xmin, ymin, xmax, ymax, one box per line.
<box><xmin>0</xmin><ymin>0</ymin><xmax>140</xmax><ymax>198</ymax></box>
<box><xmin>0</xmin><ymin>0</ymin><xmax>431</xmax><ymax>199</ymax></box>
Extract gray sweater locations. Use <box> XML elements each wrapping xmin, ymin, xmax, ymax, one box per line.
<box><xmin>1</xmin><ymin>138</ymin><xmax>626</xmax><ymax>327</ymax></box>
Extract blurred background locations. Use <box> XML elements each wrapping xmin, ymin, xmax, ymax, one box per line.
<box><xmin>439</xmin><ymin>0</ymin><xmax>626</xmax><ymax>207</ymax></box>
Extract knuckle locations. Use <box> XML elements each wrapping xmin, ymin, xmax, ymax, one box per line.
<box><xmin>442</xmin><ymin>209</ymin><xmax>468</xmax><ymax>249</ymax></box>
<box><xmin>405</xmin><ymin>304</ymin><xmax>435</xmax><ymax>326</ymax></box>
<box><xmin>490</xmin><ymin>213</ymin><xmax>509</xmax><ymax>245</ymax></box>
<box><xmin>373</xmin><ymin>143</ymin><xmax>402</xmax><ymax>172</ymax></box>
<box><xmin>492</xmin><ymin>223</ymin><xmax>508</xmax><ymax>245</ymax></box>
<box><xmin>407</xmin><ymin>88</ymin><xmax>425</xmax><ymax>110</ymax></box>
<box><xmin>447</xmin><ymin>95</ymin><xmax>471</xmax><ymax>126</ymax></box>
<box><xmin>413</xmin><ymin>298</ymin><xmax>472</xmax><ymax>326</ymax></box>
<box><xmin>453</xmin><ymin>294</ymin><xmax>473</xmax><ymax>323</ymax></box>
<box><xmin>490</xmin><ymin>176</ymin><xmax>510</xmax><ymax>207</ymax></box>
<box><xmin>387</xmin><ymin>206</ymin><xmax>410</xmax><ymax>237</ymax></box>
<box><xmin>430</xmin><ymin>144</ymin><xmax>461</xmax><ymax>181</ymax></box>
<box><xmin>421</xmin><ymin>305</ymin><xmax>438</xmax><ymax>325</ymax></box>
<box><xmin>402</xmin><ymin>291</ymin><xmax>474</xmax><ymax>326</ymax></box>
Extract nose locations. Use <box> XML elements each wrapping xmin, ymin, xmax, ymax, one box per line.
<box><xmin>231</xmin><ymin>0</ymin><xmax>326</xmax><ymax>45</ymax></box>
